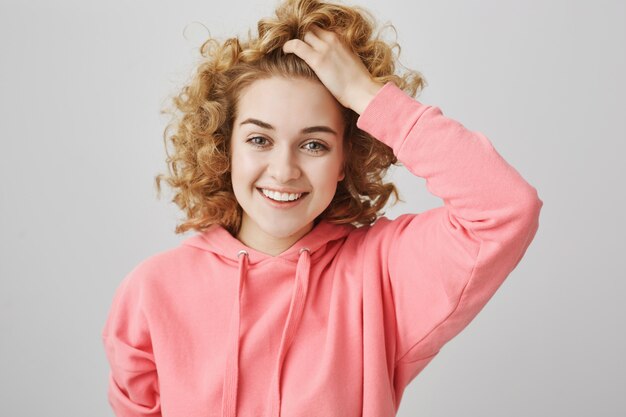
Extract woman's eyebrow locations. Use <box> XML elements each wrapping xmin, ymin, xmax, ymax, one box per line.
<box><xmin>239</xmin><ymin>118</ymin><xmax>338</xmax><ymax>136</ymax></box>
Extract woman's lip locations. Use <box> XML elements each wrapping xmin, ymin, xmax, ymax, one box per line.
<box><xmin>256</xmin><ymin>188</ymin><xmax>309</xmax><ymax>208</ymax></box>
<box><xmin>256</xmin><ymin>187</ymin><xmax>309</xmax><ymax>194</ymax></box>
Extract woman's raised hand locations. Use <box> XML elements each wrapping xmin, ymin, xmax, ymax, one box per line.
<box><xmin>282</xmin><ymin>24</ymin><xmax>384</xmax><ymax>115</ymax></box>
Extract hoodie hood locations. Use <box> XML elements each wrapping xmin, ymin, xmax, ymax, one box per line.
<box><xmin>181</xmin><ymin>219</ymin><xmax>355</xmax><ymax>417</ymax></box>
<box><xmin>182</xmin><ymin>218</ymin><xmax>355</xmax><ymax>265</ymax></box>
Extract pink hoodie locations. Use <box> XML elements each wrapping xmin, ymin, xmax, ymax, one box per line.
<box><xmin>102</xmin><ymin>81</ymin><xmax>543</xmax><ymax>417</ymax></box>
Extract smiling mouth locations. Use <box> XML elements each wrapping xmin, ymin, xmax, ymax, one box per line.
<box><xmin>256</xmin><ymin>187</ymin><xmax>310</xmax><ymax>203</ymax></box>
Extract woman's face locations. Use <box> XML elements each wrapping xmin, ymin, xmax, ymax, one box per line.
<box><xmin>229</xmin><ymin>76</ymin><xmax>346</xmax><ymax>254</ymax></box>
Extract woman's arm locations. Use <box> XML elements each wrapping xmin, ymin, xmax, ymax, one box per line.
<box><xmin>357</xmin><ymin>81</ymin><xmax>542</xmax><ymax>378</ymax></box>
<box><xmin>102</xmin><ymin>267</ymin><xmax>162</xmax><ymax>416</ymax></box>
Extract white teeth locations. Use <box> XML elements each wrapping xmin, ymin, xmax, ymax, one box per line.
<box><xmin>261</xmin><ymin>188</ymin><xmax>303</xmax><ymax>202</ymax></box>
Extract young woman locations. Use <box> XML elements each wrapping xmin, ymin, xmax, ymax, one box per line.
<box><xmin>101</xmin><ymin>0</ymin><xmax>543</xmax><ymax>416</ymax></box>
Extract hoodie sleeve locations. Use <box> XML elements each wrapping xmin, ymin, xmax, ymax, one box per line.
<box><xmin>101</xmin><ymin>267</ymin><xmax>161</xmax><ymax>417</ymax></box>
<box><xmin>356</xmin><ymin>82</ymin><xmax>543</xmax><ymax>384</ymax></box>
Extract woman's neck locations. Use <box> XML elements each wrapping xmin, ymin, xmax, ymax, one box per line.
<box><xmin>235</xmin><ymin>218</ymin><xmax>317</xmax><ymax>256</ymax></box>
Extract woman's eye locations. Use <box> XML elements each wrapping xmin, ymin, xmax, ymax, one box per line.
<box><xmin>246</xmin><ymin>137</ymin><xmax>328</xmax><ymax>154</ymax></box>
<box><xmin>303</xmin><ymin>141</ymin><xmax>328</xmax><ymax>154</ymax></box>
<box><xmin>247</xmin><ymin>136</ymin><xmax>268</xmax><ymax>147</ymax></box>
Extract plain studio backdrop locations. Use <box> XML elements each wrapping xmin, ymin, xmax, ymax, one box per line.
<box><xmin>1</xmin><ymin>0</ymin><xmax>624</xmax><ymax>416</ymax></box>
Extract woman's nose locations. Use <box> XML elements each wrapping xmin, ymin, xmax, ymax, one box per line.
<box><xmin>267</xmin><ymin>148</ymin><xmax>301</xmax><ymax>183</ymax></box>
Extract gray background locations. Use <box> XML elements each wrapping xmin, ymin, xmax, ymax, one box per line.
<box><xmin>1</xmin><ymin>0</ymin><xmax>624</xmax><ymax>416</ymax></box>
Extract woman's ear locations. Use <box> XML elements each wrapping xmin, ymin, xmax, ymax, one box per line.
<box><xmin>338</xmin><ymin>132</ymin><xmax>350</xmax><ymax>182</ymax></box>
<box><xmin>338</xmin><ymin>165</ymin><xmax>345</xmax><ymax>182</ymax></box>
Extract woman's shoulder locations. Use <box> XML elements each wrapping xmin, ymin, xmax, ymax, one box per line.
<box><xmin>119</xmin><ymin>242</ymin><xmax>198</xmax><ymax>288</ymax></box>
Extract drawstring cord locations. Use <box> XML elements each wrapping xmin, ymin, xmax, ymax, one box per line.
<box><xmin>221</xmin><ymin>247</ymin><xmax>311</xmax><ymax>417</ymax></box>
<box><xmin>220</xmin><ymin>249</ymin><xmax>248</xmax><ymax>417</ymax></box>
<box><xmin>267</xmin><ymin>247</ymin><xmax>311</xmax><ymax>417</ymax></box>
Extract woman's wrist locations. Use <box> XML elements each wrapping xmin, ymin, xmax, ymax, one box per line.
<box><xmin>350</xmin><ymin>80</ymin><xmax>385</xmax><ymax>115</ymax></box>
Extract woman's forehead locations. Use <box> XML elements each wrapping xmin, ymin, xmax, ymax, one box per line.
<box><xmin>235</xmin><ymin>77</ymin><xmax>344</xmax><ymax>129</ymax></box>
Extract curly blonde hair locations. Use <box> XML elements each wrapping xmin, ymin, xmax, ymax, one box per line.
<box><xmin>155</xmin><ymin>0</ymin><xmax>427</xmax><ymax>236</ymax></box>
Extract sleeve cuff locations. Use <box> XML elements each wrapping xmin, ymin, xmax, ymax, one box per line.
<box><xmin>355</xmin><ymin>81</ymin><xmax>432</xmax><ymax>157</ymax></box>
